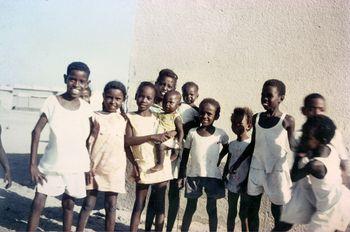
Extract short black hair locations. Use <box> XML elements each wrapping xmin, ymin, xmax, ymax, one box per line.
<box><xmin>302</xmin><ymin>115</ymin><xmax>336</xmax><ymax>145</ymax></box>
<box><xmin>182</xmin><ymin>82</ymin><xmax>199</xmax><ymax>94</ymax></box>
<box><xmin>104</xmin><ymin>80</ymin><xmax>127</xmax><ymax>99</ymax></box>
<box><xmin>155</xmin><ymin>69</ymin><xmax>178</xmax><ymax>87</ymax></box>
<box><xmin>199</xmin><ymin>98</ymin><xmax>221</xmax><ymax>119</ymax></box>
<box><xmin>135</xmin><ymin>81</ymin><xmax>157</xmax><ymax>99</ymax></box>
<box><xmin>304</xmin><ymin>93</ymin><xmax>325</xmax><ymax>108</ymax></box>
<box><xmin>263</xmin><ymin>79</ymin><xmax>286</xmax><ymax>96</ymax></box>
<box><xmin>67</xmin><ymin>61</ymin><xmax>90</xmax><ymax>77</ymax></box>
<box><xmin>231</xmin><ymin>107</ymin><xmax>253</xmax><ymax>126</ymax></box>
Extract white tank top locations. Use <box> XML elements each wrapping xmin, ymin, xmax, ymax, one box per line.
<box><xmin>251</xmin><ymin>112</ymin><xmax>291</xmax><ymax>173</ymax></box>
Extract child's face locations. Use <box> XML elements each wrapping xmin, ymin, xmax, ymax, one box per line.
<box><xmin>136</xmin><ymin>86</ymin><xmax>155</xmax><ymax>111</ymax></box>
<box><xmin>162</xmin><ymin>94</ymin><xmax>180</xmax><ymax>113</ymax></box>
<box><xmin>261</xmin><ymin>86</ymin><xmax>282</xmax><ymax>111</ymax></box>
<box><xmin>231</xmin><ymin>114</ymin><xmax>250</xmax><ymax>136</ymax></box>
<box><xmin>64</xmin><ymin>70</ymin><xmax>89</xmax><ymax>99</ymax></box>
<box><xmin>199</xmin><ymin>103</ymin><xmax>217</xmax><ymax>126</ymax></box>
<box><xmin>156</xmin><ymin>76</ymin><xmax>176</xmax><ymax>100</ymax></box>
<box><xmin>302</xmin><ymin>98</ymin><xmax>326</xmax><ymax>118</ymax></box>
<box><xmin>81</xmin><ymin>89</ymin><xmax>91</xmax><ymax>103</ymax></box>
<box><xmin>183</xmin><ymin>86</ymin><xmax>198</xmax><ymax>105</ymax></box>
<box><xmin>103</xmin><ymin>89</ymin><xmax>124</xmax><ymax>113</ymax></box>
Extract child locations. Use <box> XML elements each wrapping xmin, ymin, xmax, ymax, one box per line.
<box><xmin>151</xmin><ymin>90</ymin><xmax>184</xmax><ymax>172</ymax></box>
<box><xmin>179</xmin><ymin>82</ymin><xmax>200</xmax><ymax>136</ymax></box>
<box><xmin>178</xmin><ymin>98</ymin><xmax>229</xmax><ymax>232</ymax></box>
<box><xmin>219</xmin><ymin>107</ymin><xmax>253</xmax><ymax>232</ymax></box>
<box><xmin>27</xmin><ymin>62</ymin><xmax>93</xmax><ymax>231</ymax></box>
<box><xmin>230</xmin><ymin>79</ymin><xmax>296</xmax><ymax>231</ymax></box>
<box><xmin>126</xmin><ymin>82</ymin><xmax>176</xmax><ymax>232</ymax></box>
<box><xmin>76</xmin><ymin>81</ymin><xmax>128</xmax><ymax>231</ymax></box>
<box><xmin>0</xmin><ymin>124</ymin><xmax>12</xmax><ymax>189</ymax></box>
<box><xmin>300</xmin><ymin>93</ymin><xmax>350</xmax><ymax>187</ymax></box>
<box><xmin>80</xmin><ymin>86</ymin><xmax>92</xmax><ymax>103</ymax></box>
<box><xmin>285</xmin><ymin>115</ymin><xmax>350</xmax><ymax>231</ymax></box>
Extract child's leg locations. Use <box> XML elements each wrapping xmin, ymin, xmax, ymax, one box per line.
<box><xmin>238</xmin><ymin>193</ymin><xmax>250</xmax><ymax>232</ymax></box>
<box><xmin>130</xmin><ymin>184</ymin><xmax>149</xmax><ymax>232</ymax></box>
<box><xmin>271</xmin><ymin>203</ymin><xmax>293</xmax><ymax>231</ymax></box>
<box><xmin>77</xmin><ymin>189</ymin><xmax>98</xmax><ymax>231</ymax></box>
<box><xmin>170</xmin><ymin>148</ymin><xmax>179</xmax><ymax>161</ymax></box>
<box><xmin>153</xmin><ymin>181</ymin><xmax>168</xmax><ymax>231</ymax></box>
<box><xmin>166</xmin><ymin>179</ymin><xmax>181</xmax><ymax>231</ymax></box>
<box><xmin>104</xmin><ymin>192</ymin><xmax>118</xmax><ymax>232</ymax></box>
<box><xmin>227</xmin><ymin>191</ymin><xmax>239</xmax><ymax>232</ymax></box>
<box><xmin>181</xmin><ymin>198</ymin><xmax>198</xmax><ymax>232</ymax></box>
<box><xmin>246</xmin><ymin>194</ymin><xmax>262</xmax><ymax>232</ymax></box>
<box><xmin>145</xmin><ymin>185</ymin><xmax>156</xmax><ymax>231</ymax></box>
<box><xmin>150</xmin><ymin>144</ymin><xmax>166</xmax><ymax>172</ymax></box>
<box><xmin>207</xmin><ymin>198</ymin><xmax>218</xmax><ymax>232</ymax></box>
<box><xmin>62</xmin><ymin>193</ymin><xmax>75</xmax><ymax>232</ymax></box>
<box><xmin>27</xmin><ymin>192</ymin><xmax>47</xmax><ymax>231</ymax></box>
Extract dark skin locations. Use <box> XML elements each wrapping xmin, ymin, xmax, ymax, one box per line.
<box><xmin>178</xmin><ymin>102</ymin><xmax>227</xmax><ymax>232</ymax></box>
<box><xmin>229</xmin><ymin>85</ymin><xmax>296</xmax><ymax>230</ymax></box>
<box><xmin>27</xmin><ymin>70</ymin><xmax>91</xmax><ymax>232</ymax></box>
<box><xmin>0</xmin><ymin>125</ymin><xmax>12</xmax><ymax>189</ymax></box>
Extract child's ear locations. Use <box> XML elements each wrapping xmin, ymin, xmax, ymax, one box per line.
<box><xmin>214</xmin><ymin>112</ymin><xmax>220</xmax><ymax>120</ymax></box>
<box><xmin>63</xmin><ymin>74</ymin><xmax>68</xmax><ymax>84</ymax></box>
<box><xmin>280</xmin><ymin>95</ymin><xmax>285</xmax><ymax>101</ymax></box>
<box><xmin>301</xmin><ymin>106</ymin><xmax>307</xmax><ymax>116</ymax></box>
<box><xmin>246</xmin><ymin>124</ymin><xmax>252</xmax><ymax>131</ymax></box>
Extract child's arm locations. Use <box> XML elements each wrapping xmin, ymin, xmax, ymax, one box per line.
<box><xmin>30</xmin><ymin>113</ymin><xmax>48</xmax><ymax>185</ymax></box>
<box><xmin>229</xmin><ymin>114</ymin><xmax>257</xmax><ymax>173</ymax></box>
<box><xmin>217</xmin><ymin>144</ymin><xmax>229</xmax><ymax>167</ymax></box>
<box><xmin>222</xmin><ymin>152</ymin><xmax>232</xmax><ymax>182</ymax></box>
<box><xmin>0</xmin><ymin>125</ymin><xmax>11</xmax><ymax>189</ymax></box>
<box><xmin>174</xmin><ymin>116</ymin><xmax>184</xmax><ymax>148</ymax></box>
<box><xmin>125</xmin><ymin>121</ymin><xmax>176</xmax><ymax>146</ymax></box>
<box><xmin>283</xmin><ymin>114</ymin><xmax>297</xmax><ymax>151</ymax></box>
<box><xmin>178</xmin><ymin>148</ymin><xmax>190</xmax><ymax>179</ymax></box>
<box><xmin>291</xmin><ymin>157</ymin><xmax>327</xmax><ymax>182</ymax></box>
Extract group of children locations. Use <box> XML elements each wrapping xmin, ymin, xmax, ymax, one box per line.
<box><xmin>1</xmin><ymin>61</ymin><xmax>349</xmax><ymax>232</ymax></box>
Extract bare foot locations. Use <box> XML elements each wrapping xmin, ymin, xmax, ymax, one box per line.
<box><xmin>170</xmin><ymin>149</ymin><xmax>179</xmax><ymax>161</ymax></box>
<box><xmin>150</xmin><ymin>164</ymin><xmax>164</xmax><ymax>173</ymax></box>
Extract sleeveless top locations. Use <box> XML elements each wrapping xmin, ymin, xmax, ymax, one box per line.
<box><xmin>251</xmin><ymin>113</ymin><xmax>291</xmax><ymax>173</ymax></box>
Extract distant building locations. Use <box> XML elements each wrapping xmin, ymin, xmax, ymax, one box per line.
<box><xmin>0</xmin><ymin>85</ymin><xmax>64</xmax><ymax>111</ymax></box>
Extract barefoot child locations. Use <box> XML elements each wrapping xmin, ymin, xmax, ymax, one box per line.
<box><xmin>219</xmin><ymin>107</ymin><xmax>253</xmax><ymax>232</ymax></box>
<box><xmin>27</xmin><ymin>62</ymin><xmax>93</xmax><ymax>231</ymax></box>
<box><xmin>0</xmin><ymin>124</ymin><xmax>12</xmax><ymax>189</ymax></box>
<box><xmin>286</xmin><ymin>115</ymin><xmax>350</xmax><ymax>231</ymax></box>
<box><xmin>151</xmin><ymin>90</ymin><xmax>184</xmax><ymax>172</ymax></box>
<box><xmin>230</xmin><ymin>79</ymin><xmax>296</xmax><ymax>231</ymax></box>
<box><xmin>126</xmin><ymin>82</ymin><xmax>176</xmax><ymax>232</ymax></box>
<box><xmin>178</xmin><ymin>98</ymin><xmax>229</xmax><ymax>232</ymax></box>
<box><xmin>77</xmin><ymin>81</ymin><xmax>128</xmax><ymax>231</ymax></box>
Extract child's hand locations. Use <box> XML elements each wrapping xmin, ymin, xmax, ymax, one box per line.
<box><xmin>151</xmin><ymin>133</ymin><xmax>172</xmax><ymax>144</ymax></box>
<box><xmin>30</xmin><ymin>165</ymin><xmax>47</xmax><ymax>185</ymax></box>
<box><xmin>229</xmin><ymin>166</ymin><xmax>237</xmax><ymax>174</ymax></box>
<box><xmin>4</xmin><ymin>170</ymin><xmax>12</xmax><ymax>189</ymax></box>
<box><xmin>85</xmin><ymin>171</ymin><xmax>94</xmax><ymax>185</ymax></box>
<box><xmin>132</xmin><ymin>164</ymin><xmax>141</xmax><ymax>182</ymax></box>
<box><xmin>92</xmin><ymin>120</ymin><xmax>100</xmax><ymax>138</ymax></box>
<box><xmin>177</xmin><ymin>178</ymin><xmax>184</xmax><ymax>189</ymax></box>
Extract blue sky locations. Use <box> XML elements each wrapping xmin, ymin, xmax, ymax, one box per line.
<box><xmin>0</xmin><ymin>0</ymin><xmax>136</xmax><ymax>91</ymax></box>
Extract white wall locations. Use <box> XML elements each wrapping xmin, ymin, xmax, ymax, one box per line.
<box><xmin>128</xmin><ymin>0</ymin><xmax>350</xmax><ymax>148</ymax></box>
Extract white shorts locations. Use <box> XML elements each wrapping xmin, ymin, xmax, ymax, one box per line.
<box><xmin>248</xmin><ymin>167</ymin><xmax>292</xmax><ymax>205</ymax></box>
<box><xmin>36</xmin><ymin>172</ymin><xmax>86</xmax><ymax>198</ymax></box>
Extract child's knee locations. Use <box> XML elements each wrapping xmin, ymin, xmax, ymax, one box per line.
<box><xmin>62</xmin><ymin>199</ymin><xmax>75</xmax><ymax>210</ymax></box>
<box><xmin>32</xmin><ymin>196</ymin><xmax>46</xmax><ymax>211</ymax></box>
<box><xmin>104</xmin><ymin>201</ymin><xmax>117</xmax><ymax>213</ymax></box>
<box><xmin>206</xmin><ymin>203</ymin><xmax>217</xmax><ymax>216</ymax></box>
<box><xmin>82</xmin><ymin>200</ymin><xmax>96</xmax><ymax>212</ymax></box>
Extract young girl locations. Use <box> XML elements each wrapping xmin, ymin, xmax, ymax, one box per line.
<box><xmin>282</xmin><ymin>115</ymin><xmax>350</xmax><ymax>231</ymax></box>
<box><xmin>126</xmin><ymin>82</ymin><xmax>176</xmax><ymax>232</ymax></box>
<box><xmin>230</xmin><ymin>79</ymin><xmax>296</xmax><ymax>231</ymax></box>
<box><xmin>76</xmin><ymin>81</ymin><xmax>128</xmax><ymax>232</ymax></box>
<box><xmin>219</xmin><ymin>107</ymin><xmax>253</xmax><ymax>232</ymax></box>
<box><xmin>178</xmin><ymin>98</ymin><xmax>229</xmax><ymax>232</ymax></box>
<box><xmin>27</xmin><ymin>62</ymin><xmax>93</xmax><ymax>231</ymax></box>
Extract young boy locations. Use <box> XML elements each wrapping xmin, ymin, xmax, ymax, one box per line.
<box><xmin>230</xmin><ymin>79</ymin><xmax>296</xmax><ymax>231</ymax></box>
<box><xmin>27</xmin><ymin>62</ymin><xmax>93</xmax><ymax>231</ymax></box>
<box><xmin>300</xmin><ymin>93</ymin><xmax>350</xmax><ymax>187</ymax></box>
<box><xmin>178</xmin><ymin>98</ymin><xmax>229</xmax><ymax>232</ymax></box>
<box><xmin>0</xmin><ymin>124</ymin><xmax>12</xmax><ymax>189</ymax></box>
<box><xmin>218</xmin><ymin>107</ymin><xmax>253</xmax><ymax>232</ymax></box>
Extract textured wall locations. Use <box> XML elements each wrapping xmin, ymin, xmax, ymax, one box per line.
<box><xmin>128</xmin><ymin>0</ymin><xmax>350</xmax><ymax>143</ymax></box>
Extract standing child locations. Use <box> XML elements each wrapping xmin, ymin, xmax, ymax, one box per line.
<box><xmin>218</xmin><ymin>107</ymin><xmax>253</xmax><ymax>232</ymax></box>
<box><xmin>178</xmin><ymin>98</ymin><xmax>229</xmax><ymax>232</ymax></box>
<box><xmin>27</xmin><ymin>62</ymin><xmax>93</xmax><ymax>231</ymax></box>
<box><xmin>126</xmin><ymin>82</ymin><xmax>176</xmax><ymax>232</ymax></box>
<box><xmin>80</xmin><ymin>86</ymin><xmax>92</xmax><ymax>103</ymax></box>
<box><xmin>230</xmin><ymin>79</ymin><xmax>296</xmax><ymax>231</ymax></box>
<box><xmin>76</xmin><ymin>81</ymin><xmax>128</xmax><ymax>231</ymax></box>
<box><xmin>0</xmin><ymin>124</ymin><xmax>12</xmax><ymax>189</ymax></box>
<box><xmin>151</xmin><ymin>90</ymin><xmax>184</xmax><ymax>172</ymax></box>
<box><xmin>286</xmin><ymin>115</ymin><xmax>350</xmax><ymax>231</ymax></box>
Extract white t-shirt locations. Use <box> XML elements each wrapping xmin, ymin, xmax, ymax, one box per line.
<box><xmin>178</xmin><ymin>103</ymin><xmax>199</xmax><ymax>124</ymax></box>
<box><xmin>184</xmin><ymin>127</ymin><xmax>229</xmax><ymax>179</ymax></box>
<box><xmin>38</xmin><ymin>95</ymin><xmax>92</xmax><ymax>173</ymax></box>
<box><xmin>227</xmin><ymin>138</ymin><xmax>251</xmax><ymax>193</ymax></box>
